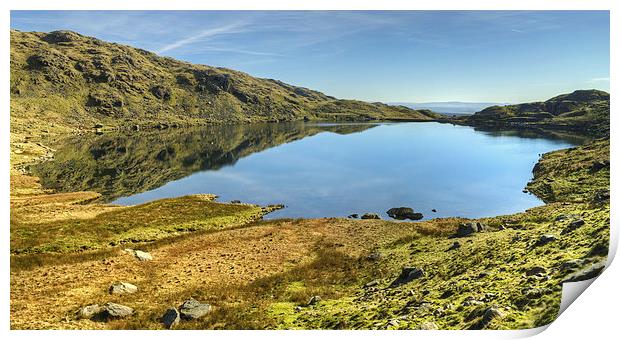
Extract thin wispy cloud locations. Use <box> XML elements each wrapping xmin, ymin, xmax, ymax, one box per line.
<box><xmin>156</xmin><ymin>22</ymin><xmax>246</xmax><ymax>54</ymax></box>
<box><xmin>587</xmin><ymin>77</ymin><xmax>610</xmax><ymax>83</ymax></box>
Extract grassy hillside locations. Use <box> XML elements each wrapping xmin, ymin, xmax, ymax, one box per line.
<box><xmin>10</xmin><ymin>30</ymin><xmax>438</xmax><ymax>134</ymax></box>
<box><xmin>446</xmin><ymin>90</ymin><xmax>610</xmax><ymax>138</ymax></box>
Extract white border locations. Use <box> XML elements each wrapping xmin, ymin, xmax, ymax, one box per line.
<box><xmin>2</xmin><ymin>1</ymin><xmax>617</xmax><ymax>339</ymax></box>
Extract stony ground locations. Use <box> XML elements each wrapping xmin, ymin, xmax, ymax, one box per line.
<box><xmin>9</xmin><ymin>122</ymin><xmax>609</xmax><ymax>330</ymax></box>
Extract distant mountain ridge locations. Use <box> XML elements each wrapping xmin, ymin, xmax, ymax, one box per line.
<box><xmin>391</xmin><ymin>101</ymin><xmax>511</xmax><ymax>115</ymax></box>
<box><xmin>10</xmin><ymin>30</ymin><xmax>439</xmax><ymax>132</ymax></box>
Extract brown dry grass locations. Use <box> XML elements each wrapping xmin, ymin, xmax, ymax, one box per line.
<box><xmin>10</xmin><ymin>218</ymin><xmax>423</xmax><ymax>329</ymax></box>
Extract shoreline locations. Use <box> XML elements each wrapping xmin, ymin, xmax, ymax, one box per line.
<box><xmin>9</xmin><ymin>120</ymin><xmax>610</xmax><ymax>330</ymax></box>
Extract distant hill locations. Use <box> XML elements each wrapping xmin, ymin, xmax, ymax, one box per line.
<box><xmin>445</xmin><ymin>90</ymin><xmax>610</xmax><ymax>138</ymax></box>
<box><xmin>10</xmin><ymin>30</ymin><xmax>439</xmax><ymax>132</ymax></box>
<box><xmin>391</xmin><ymin>101</ymin><xmax>510</xmax><ymax>115</ymax></box>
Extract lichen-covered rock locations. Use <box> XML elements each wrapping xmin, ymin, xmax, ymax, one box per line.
<box><xmin>178</xmin><ymin>298</ymin><xmax>212</xmax><ymax>320</ymax></box>
<box><xmin>100</xmin><ymin>302</ymin><xmax>134</xmax><ymax>320</ymax></box>
<box><xmin>109</xmin><ymin>282</ymin><xmax>138</xmax><ymax>294</ymax></box>
<box><xmin>77</xmin><ymin>304</ymin><xmax>101</xmax><ymax>319</ymax></box>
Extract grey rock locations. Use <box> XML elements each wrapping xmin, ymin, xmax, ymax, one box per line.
<box><xmin>134</xmin><ymin>250</ymin><xmax>153</xmax><ymax>261</ymax></box>
<box><xmin>482</xmin><ymin>307</ymin><xmax>504</xmax><ymax>324</ymax></box>
<box><xmin>348</xmin><ymin>214</ymin><xmax>359</xmax><ymax>219</ymax></box>
<box><xmin>179</xmin><ymin>298</ymin><xmax>212</xmax><ymax>320</ymax></box>
<box><xmin>161</xmin><ymin>308</ymin><xmax>180</xmax><ymax>329</ymax></box>
<box><xmin>364</xmin><ymin>280</ymin><xmax>379</xmax><ymax>288</ymax></box>
<box><xmin>77</xmin><ymin>304</ymin><xmax>101</xmax><ymax>319</ymax></box>
<box><xmin>101</xmin><ymin>302</ymin><xmax>134</xmax><ymax>319</ymax></box>
<box><xmin>555</xmin><ymin>214</ymin><xmax>580</xmax><ymax>222</ymax></box>
<box><xmin>390</xmin><ymin>267</ymin><xmax>424</xmax><ymax>288</ymax></box>
<box><xmin>109</xmin><ymin>282</ymin><xmax>138</xmax><ymax>294</ymax></box>
<box><xmin>361</xmin><ymin>213</ymin><xmax>380</xmax><ymax>220</ymax></box>
<box><xmin>453</xmin><ymin>222</ymin><xmax>489</xmax><ymax>237</ymax></box>
<box><xmin>386</xmin><ymin>207</ymin><xmax>423</xmax><ymax>220</ymax></box>
<box><xmin>563</xmin><ymin>260</ymin><xmax>606</xmax><ymax>283</ymax></box>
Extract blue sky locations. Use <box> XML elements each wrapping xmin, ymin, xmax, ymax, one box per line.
<box><xmin>11</xmin><ymin>10</ymin><xmax>609</xmax><ymax>103</ymax></box>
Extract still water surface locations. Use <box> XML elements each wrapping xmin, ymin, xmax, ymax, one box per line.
<box><xmin>35</xmin><ymin>122</ymin><xmax>578</xmax><ymax>220</ymax></box>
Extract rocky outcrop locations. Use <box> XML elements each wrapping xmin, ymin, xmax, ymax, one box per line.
<box><xmin>389</xmin><ymin>267</ymin><xmax>424</xmax><ymax>288</ymax></box>
<box><xmin>386</xmin><ymin>207</ymin><xmax>423</xmax><ymax>220</ymax></box>
<box><xmin>361</xmin><ymin>213</ymin><xmax>380</xmax><ymax>220</ymax></box>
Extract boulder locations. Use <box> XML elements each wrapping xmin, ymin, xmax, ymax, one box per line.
<box><xmin>179</xmin><ymin>298</ymin><xmax>212</xmax><ymax>320</ymax></box>
<box><xmin>125</xmin><ymin>249</ymin><xmax>153</xmax><ymax>261</ymax></box>
<box><xmin>100</xmin><ymin>302</ymin><xmax>134</xmax><ymax>320</ymax></box>
<box><xmin>109</xmin><ymin>282</ymin><xmax>138</xmax><ymax>294</ymax></box>
<box><xmin>562</xmin><ymin>219</ymin><xmax>585</xmax><ymax>234</ymax></box>
<box><xmin>390</xmin><ymin>267</ymin><xmax>424</xmax><ymax>288</ymax></box>
<box><xmin>77</xmin><ymin>304</ymin><xmax>101</xmax><ymax>319</ymax></box>
<box><xmin>161</xmin><ymin>308</ymin><xmax>180</xmax><ymax>329</ymax></box>
<box><xmin>361</xmin><ymin>213</ymin><xmax>380</xmax><ymax>220</ymax></box>
<box><xmin>348</xmin><ymin>214</ymin><xmax>359</xmax><ymax>219</ymax></box>
<box><xmin>150</xmin><ymin>85</ymin><xmax>172</xmax><ymax>100</ymax></box>
<box><xmin>386</xmin><ymin>207</ymin><xmax>423</xmax><ymax>220</ymax></box>
<box><xmin>453</xmin><ymin>222</ymin><xmax>489</xmax><ymax>237</ymax></box>
<box><xmin>535</xmin><ymin>234</ymin><xmax>557</xmax><ymax>247</ymax></box>
<box><xmin>562</xmin><ymin>260</ymin><xmax>606</xmax><ymax>283</ymax></box>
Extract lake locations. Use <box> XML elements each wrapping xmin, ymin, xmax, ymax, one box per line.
<box><xmin>34</xmin><ymin>122</ymin><xmax>580</xmax><ymax>220</ymax></box>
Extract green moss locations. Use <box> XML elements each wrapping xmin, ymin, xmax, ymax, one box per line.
<box><xmin>10</xmin><ymin>195</ymin><xmax>272</xmax><ymax>254</ymax></box>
